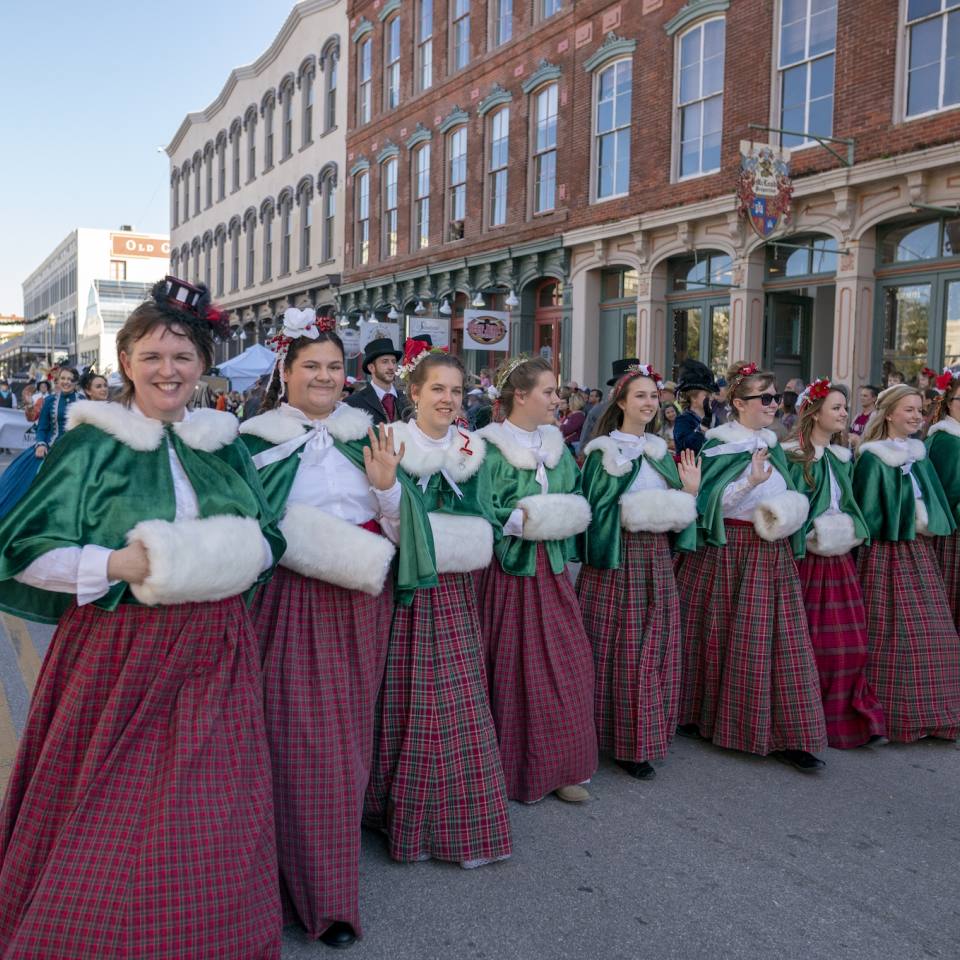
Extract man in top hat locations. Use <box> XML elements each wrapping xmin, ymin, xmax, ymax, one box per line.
<box><xmin>346</xmin><ymin>335</ymin><xmax>412</xmax><ymax>425</ymax></box>
<box><xmin>673</xmin><ymin>358</ymin><xmax>718</xmax><ymax>456</ymax></box>
<box><xmin>578</xmin><ymin>357</ymin><xmax>639</xmax><ymax>446</ymax></box>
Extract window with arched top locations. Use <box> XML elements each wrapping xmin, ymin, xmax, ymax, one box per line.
<box><xmin>215</xmin><ymin>228</ymin><xmax>226</xmax><ymax>296</ymax></box>
<box><xmin>204</xmin><ymin>144</ymin><xmax>214</xmax><ymax>208</ymax></box>
<box><xmin>244</xmin><ymin>108</ymin><xmax>257</xmax><ymax>182</ymax></box>
<box><xmin>261</xmin><ymin>202</ymin><xmax>275</xmax><ymax>281</ymax></box>
<box><xmin>171</xmin><ymin>171</ymin><xmax>180</xmax><ymax>227</ymax></box>
<box><xmin>412</xmin><ymin>144</ymin><xmax>430</xmax><ymax>251</ymax></box>
<box><xmin>192</xmin><ymin>155</ymin><xmax>202</xmax><ymax>214</ymax></box>
<box><xmin>230</xmin><ymin>121</ymin><xmax>242</xmax><ymax>192</ymax></box>
<box><xmin>488</xmin><ymin>107</ymin><xmax>509</xmax><ymax>227</ymax></box>
<box><xmin>384</xmin><ymin>16</ymin><xmax>401</xmax><ymax>109</ymax></box>
<box><xmin>381</xmin><ymin>158</ymin><xmax>398</xmax><ymax>258</ymax></box>
<box><xmin>228</xmin><ymin>220</ymin><xmax>241</xmax><ymax>291</ymax></box>
<box><xmin>319</xmin><ymin>167</ymin><xmax>337</xmax><ymax>263</ymax></box>
<box><xmin>216</xmin><ymin>133</ymin><xmax>227</xmax><ymax>200</ymax></box>
<box><xmin>301</xmin><ymin>66</ymin><xmax>315</xmax><ymax>146</ymax></box>
<box><xmin>355</xmin><ymin>171</ymin><xmax>370</xmax><ymax>265</ymax></box>
<box><xmin>357</xmin><ymin>37</ymin><xmax>372</xmax><ymax>124</ymax></box>
<box><xmin>280</xmin><ymin>79</ymin><xmax>295</xmax><ymax>160</ymax></box>
<box><xmin>531</xmin><ymin>84</ymin><xmax>558</xmax><ymax>214</ymax></box>
<box><xmin>262</xmin><ymin>93</ymin><xmax>276</xmax><ymax>169</ymax></box>
<box><xmin>324</xmin><ymin>45</ymin><xmax>338</xmax><ymax>132</ymax></box>
<box><xmin>446</xmin><ymin>127</ymin><xmax>467</xmax><ymax>239</ymax></box>
<box><xmin>182</xmin><ymin>164</ymin><xmax>191</xmax><ymax>220</ymax></box>
<box><xmin>244</xmin><ymin>212</ymin><xmax>257</xmax><ymax>287</ymax></box>
<box><xmin>279</xmin><ymin>192</ymin><xmax>294</xmax><ymax>275</ymax></box>
<box><xmin>170</xmin><ymin>248</ymin><xmax>180</xmax><ymax>275</ymax></box>
<box><xmin>298</xmin><ymin>181</ymin><xmax>314</xmax><ymax>268</ymax></box>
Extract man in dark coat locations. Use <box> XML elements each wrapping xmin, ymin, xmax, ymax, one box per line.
<box><xmin>673</xmin><ymin>358</ymin><xmax>718</xmax><ymax>456</ymax></box>
<box><xmin>345</xmin><ymin>336</ymin><xmax>411</xmax><ymax>425</ymax></box>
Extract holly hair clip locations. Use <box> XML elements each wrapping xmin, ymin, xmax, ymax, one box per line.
<box><xmin>398</xmin><ymin>337</ymin><xmax>449</xmax><ymax>381</ymax></box>
<box><xmin>798</xmin><ymin>376</ymin><xmax>832</xmax><ymax>411</ymax></box>
<box><xmin>616</xmin><ymin>363</ymin><xmax>664</xmax><ymax>392</ymax></box>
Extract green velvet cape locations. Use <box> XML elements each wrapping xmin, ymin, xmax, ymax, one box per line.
<box><xmin>925</xmin><ymin>421</ymin><xmax>960</xmax><ymax>526</ymax></box>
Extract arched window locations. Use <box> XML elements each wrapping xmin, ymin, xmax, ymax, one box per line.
<box><xmin>446</xmin><ymin>127</ymin><xmax>467</xmax><ymax>239</ymax></box>
<box><xmin>244</xmin><ymin>210</ymin><xmax>257</xmax><ymax>287</ymax></box>
<box><xmin>324</xmin><ymin>43</ymin><xmax>339</xmax><ymax>132</ymax></box>
<box><xmin>191</xmin><ymin>238</ymin><xmax>201</xmax><ymax>283</ymax></box>
<box><xmin>244</xmin><ymin>106</ymin><xmax>257</xmax><ymax>182</ymax></box>
<box><xmin>214</xmin><ymin>226</ymin><xmax>226</xmax><ymax>296</ymax></box>
<box><xmin>182</xmin><ymin>162</ymin><xmax>191</xmax><ymax>220</ymax></box>
<box><xmin>216</xmin><ymin>132</ymin><xmax>227</xmax><ymax>201</ymax></box>
<box><xmin>228</xmin><ymin>218</ymin><xmax>241</xmax><ymax>292</ymax></box>
<box><xmin>171</xmin><ymin>170</ymin><xmax>180</xmax><ymax>227</ymax></box>
<box><xmin>488</xmin><ymin>107</ymin><xmax>509</xmax><ymax>227</ymax></box>
<box><xmin>279</xmin><ymin>76</ymin><xmax>295</xmax><ymax>161</ymax></box>
<box><xmin>531</xmin><ymin>84</ymin><xmax>558</xmax><ymax>213</ymax></box>
<box><xmin>355</xmin><ymin>171</ymin><xmax>370</xmax><ymax>265</ymax></box>
<box><xmin>261</xmin><ymin>90</ymin><xmax>276</xmax><ymax>169</ymax></box>
<box><xmin>229</xmin><ymin>119</ymin><xmax>242</xmax><ymax>192</ymax></box>
<box><xmin>298</xmin><ymin>178</ymin><xmax>314</xmax><ymax>268</ymax></box>
<box><xmin>381</xmin><ymin>158</ymin><xmax>398</xmax><ymax>258</ymax></box>
<box><xmin>357</xmin><ymin>37</ymin><xmax>372</xmax><ymax>124</ymax></box>
<box><xmin>203</xmin><ymin>143</ymin><xmax>214</xmax><ymax>208</ymax></box>
<box><xmin>384</xmin><ymin>16</ymin><xmax>401</xmax><ymax>109</ymax></box>
<box><xmin>299</xmin><ymin>58</ymin><xmax>316</xmax><ymax>146</ymax></box>
<box><xmin>412</xmin><ymin>144</ymin><xmax>430</xmax><ymax>251</ymax></box>
<box><xmin>202</xmin><ymin>232</ymin><xmax>213</xmax><ymax>288</ymax></box>
<box><xmin>192</xmin><ymin>153</ymin><xmax>202</xmax><ymax>214</ymax></box>
<box><xmin>261</xmin><ymin>200</ymin><xmax>275</xmax><ymax>281</ymax></box>
<box><xmin>279</xmin><ymin>190</ymin><xmax>294</xmax><ymax>275</ymax></box>
<box><xmin>170</xmin><ymin>247</ymin><xmax>180</xmax><ymax>275</ymax></box>
<box><xmin>319</xmin><ymin>164</ymin><xmax>337</xmax><ymax>263</ymax></box>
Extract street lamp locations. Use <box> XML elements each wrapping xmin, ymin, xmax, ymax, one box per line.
<box><xmin>47</xmin><ymin>313</ymin><xmax>57</xmax><ymax>369</ymax></box>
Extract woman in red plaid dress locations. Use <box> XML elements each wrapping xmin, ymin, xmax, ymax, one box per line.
<box><xmin>0</xmin><ymin>280</ymin><xmax>284</xmax><ymax>959</ymax></box>
<box><xmin>783</xmin><ymin>381</ymin><xmax>886</xmax><ymax>748</ymax></box>
<box><xmin>476</xmin><ymin>358</ymin><xmax>597</xmax><ymax>804</ymax></box>
<box><xmin>853</xmin><ymin>384</ymin><xmax>960</xmax><ymax>742</ymax></box>
<box><xmin>577</xmin><ymin>364</ymin><xmax>700</xmax><ymax>780</ymax></box>
<box><xmin>675</xmin><ymin>362</ymin><xmax>828</xmax><ymax>773</ymax></box>
<box><xmin>239</xmin><ymin>316</ymin><xmax>435</xmax><ymax>949</ymax></box>
<box><xmin>365</xmin><ymin>344</ymin><xmax>511</xmax><ymax>868</ymax></box>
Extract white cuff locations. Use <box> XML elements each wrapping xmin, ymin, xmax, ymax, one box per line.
<box><xmin>721</xmin><ymin>476</ymin><xmax>754</xmax><ymax>511</ymax></box>
<box><xmin>77</xmin><ymin>545</ymin><xmax>118</xmax><ymax>605</ymax></box>
<box><xmin>503</xmin><ymin>508</ymin><xmax>525</xmax><ymax>538</ymax></box>
<box><xmin>372</xmin><ymin>480</ymin><xmax>402</xmax><ymax>523</ymax></box>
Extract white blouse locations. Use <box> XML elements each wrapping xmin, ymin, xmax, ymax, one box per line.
<box><xmin>502</xmin><ymin>419</ymin><xmax>550</xmax><ymax>537</ymax></box>
<box><xmin>609</xmin><ymin>430</ymin><xmax>669</xmax><ymax>494</ymax></box>
<box><xmin>719</xmin><ymin>430</ymin><xmax>789</xmax><ymax>521</ymax></box>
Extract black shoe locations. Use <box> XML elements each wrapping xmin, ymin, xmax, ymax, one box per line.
<box><xmin>676</xmin><ymin>723</ymin><xmax>701</xmax><ymax>739</ymax></box>
<box><xmin>615</xmin><ymin>759</ymin><xmax>656</xmax><ymax>780</ymax></box>
<box><xmin>320</xmin><ymin>922</ymin><xmax>357</xmax><ymax>949</ymax></box>
<box><xmin>771</xmin><ymin>749</ymin><xmax>826</xmax><ymax>773</ymax></box>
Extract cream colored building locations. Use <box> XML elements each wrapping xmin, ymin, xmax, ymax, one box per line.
<box><xmin>166</xmin><ymin>0</ymin><xmax>346</xmax><ymax>364</ymax></box>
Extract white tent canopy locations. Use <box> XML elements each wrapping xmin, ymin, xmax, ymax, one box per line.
<box><xmin>214</xmin><ymin>344</ymin><xmax>276</xmax><ymax>392</ymax></box>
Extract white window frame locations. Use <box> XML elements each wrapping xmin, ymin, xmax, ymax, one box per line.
<box><xmin>281</xmin><ymin>86</ymin><xmax>294</xmax><ymax>160</ymax></box>
<box><xmin>539</xmin><ymin>0</ymin><xmax>563</xmax><ymax>21</ymax></box>
<box><xmin>356</xmin><ymin>172</ymin><xmax>370</xmax><ymax>265</ymax></box>
<box><xmin>900</xmin><ymin>0</ymin><xmax>960</xmax><ymax>121</ymax></box>
<box><xmin>382</xmin><ymin>158</ymin><xmax>399</xmax><ymax>258</ymax></box>
<box><xmin>488</xmin><ymin>107</ymin><xmax>509</xmax><ymax>227</ymax></box>
<box><xmin>447</xmin><ymin>127</ymin><xmax>467</xmax><ymax>236</ymax></box>
<box><xmin>413</xmin><ymin>144</ymin><xmax>431</xmax><ymax>250</ymax></box>
<box><xmin>358</xmin><ymin>38</ymin><xmax>372</xmax><ymax>125</ymax></box>
<box><xmin>302</xmin><ymin>70</ymin><xmax>315</xmax><ymax>146</ymax></box>
<box><xmin>280</xmin><ymin>198</ymin><xmax>293</xmax><ymax>275</ymax></box>
<box><xmin>531</xmin><ymin>83</ymin><xmax>559</xmax><ymax>215</ymax></box>
<box><xmin>385</xmin><ymin>17</ymin><xmax>401</xmax><ymax>110</ymax></box>
<box><xmin>264</xmin><ymin>99</ymin><xmax>275</xmax><ymax>169</ymax></box>
<box><xmin>322</xmin><ymin>174</ymin><xmax>336</xmax><ymax>262</ymax></box>
<box><xmin>417</xmin><ymin>1</ymin><xmax>434</xmax><ymax>92</ymax></box>
<box><xmin>592</xmin><ymin>59</ymin><xmax>632</xmax><ymax>201</ymax></box>
<box><xmin>451</xmin><ymin>0</ymin><xmax>470</xmax><ymax>73</ymax></box>
<box><xmin>300</xmin><ymin>192</ymin><xmax>312</xmax><ymax>268</ymax></box>
<box><xmin>245</xmin><ymin>217</ymin><xmax>256</xmax><ymax>287</ymax></box>
<box><xmin>263</xmin><ymin>208</ymin><xmax>274</xmax><ymax>281</ymax></box>
<box><xmin>492</xmin><ymin>0</ymin><xmax>512</xmax><ymax>48</ymax></box>
<box><xmin>325</xmin><ymin>51</ymin><xmax>338</xmax><ymax>131</ymax></box>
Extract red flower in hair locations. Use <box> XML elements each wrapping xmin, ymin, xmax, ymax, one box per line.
<box><xmin>315</xmin><ymin>315</ymin><xmax>337</xmax><ymax>334</ymax></box>
<box><xmin>808</xmin><ymin>378</ymin><xmax>832</xmax><ymax>401</ymax></box>
<box><xmin>403</xmin><ymin>338</ymin><xmax>432</xmax><ymax>366</ymax></box>
<box><xmin>737</xmin><ymin>362</ymin><xmax>758</xmax><ymax>377</ymax></box>
<box><xmin>921</xmin><ymin>367</ymin><xmax>938</xmax><ymax>380</ymax></box>
<box><xmin>935</xmin><ymin>370</ymin><xmax>955</xmax><ymax>392</ymax></box>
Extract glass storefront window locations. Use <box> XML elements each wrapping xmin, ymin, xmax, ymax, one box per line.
<box><xmin>945</xmin><ymin>281</ymin><xmax>960</xmax><ymax>367</ymax></box>
<box><xmin>709</xmin><ymin>303</ymin><xmax>730</xmax><ymax>376</ymax></box>
<box><xmin>944</xmin><ymin>219</ymin><xmax>960</xmax><ymax>257</ymax></box>
<box><xmin>766</xmin><ymin>235</ymin><xmax>838</xmax><ymax>278</ymax></box>
<box><xmin>879</xmin><ymin>220</ymin><xmax>942</xmax><ymax>263</ymax></box>
<box><xmin>882</xmin><ymin>283</ymin><xmax>931</xmax><ymax>381</ymax></box>
<box><xmin>671</xmin><ymin>252</ymin><xmax>732</xmax><ymax>291</ymax></box>
<box><xmin>601</xmin><ymin>268</ymin><xmax>638</xmax><ymax>299</ymax></box>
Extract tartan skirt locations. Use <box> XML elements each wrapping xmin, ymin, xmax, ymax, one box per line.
<box><xmin>0</xmin><ymin>598</ymin><xmax>280</xmax><ymax>960</ymax></box>
<box><xmin>477</xmin><ymin>547</ymin><xmax>598</xmax><ymax>803</ymax></box>
<box><xmin>857</xmin><ymin>539</ymin><xmax>960</xmax><ymax>742</ymax></box>
<box><xmin>675</xmin><ymin>524</ymin><xmax>827</xmax><ymax>756</ymax></box>
<box><xmin>796</xmin><ymin>553</ymin><xmax>887</xmax><ymax>748</ymax></box>
<box><xmin>364</xmin><ymin>573</ymin><xmax>512</xmax><ymax>865</ymax></box>
<box><xmin>934</xmin><ymin>529</ymin><xmax>960</xmax><ymax>634</ymax></box>
<box><xmin>250</xmin><ymin>567</ymin><xmax>392</xmax><ymax>939</ymax></box>
<box><xmin>576</xmin><ymin>531</ymin><xmax>681</xmax><ymax>763</ymax></box>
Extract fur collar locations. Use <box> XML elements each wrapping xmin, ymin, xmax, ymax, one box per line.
<box><xmin>389</xmin><ymin>421</ymin><xmax>486</xmax><ymax>481</ymax></box>
<box><xmin>705</xmin><ymin>420</ymin><xmax>779</xmax><ymax>448</ymax></box>
<box><xmin>67</xmin><ymin>401</ymin><xmax>237</xmax><ymax>452</ymax></box>
<box><xmin>927</xmin><ymin>418</ymin><xmax>960</xmax><ymax>440</ymax></box>
<box><xmin>781</xmin><ymin>440</ymin><xmax>852</xmax><ymax>463</ymax></box>
<box><xmin>583</xmin><ymin>433</ymin><xmax>668</xmax><ymax>478</ymax></box>
<box><xmin>240</xmin><ymin>403</ymin><xmax>372</xmax><ymax>445</ymax></box>
<box><xmin>478</xmin><ymin>422</ymin><xmax>566</xmax><ymax>470</ymax></box>
<box><xmin>858</xmin><ymin>438</ymin><xmax>927</xmax><ymax>466</ymax></box>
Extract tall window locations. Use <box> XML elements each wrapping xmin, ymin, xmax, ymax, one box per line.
<box><xmin>280</xmin><ymin>197</ymin><xmax>293</xmax><ymax>274</ymax></box>
<box><xmin>677</xmin><ymin>19</ymin><xmax>724</xmax><ymax>178</ymax></box>
<box><xmin>247</xmin><ymin>118</ymin><xmax>257</xmax><ymax>181</ymax></box>
<box><xmin>302</xmin><ymin>69</ymin><xmax>314</xmax><ymax>145</ymax></box>
<box><xmin>418</xmin><ymin>1</ymin><xmax>434</xmax><ymax>90</ymax></box>
<box><xmin>533</xmin><ymin>84</ymin><xmax>558</xmax><ymax>213</ymax></box>
<box><xmin>385</xmin><ymin>17</ymin><xmax>401</xmax><ymax>109</ymax></box>
<box><xmin>183</xmin><ymin>167</ymin><xmax>190</xmax><ymax>220</ymax></box>
<box><xmin>413</xmin><ymin>144</ymin><xmax>430</xmax><ymax>250</ymax></box>
<box><xmin>356</xmin><ymin>171</ymin><xmax>370</xmax><ymax>265</ymax></box>
<box><xmin>493</xmin><ymin>0</ymin><xmax>512</xmax><ymax>46</ymax></box>
<box><xmin>905</xmin><ymin>0</ymin><xmax>960</xmax><ymax>117</ymax></box>
<box><xmin>192</xmin><ymin>242</ymin><xmax>201</xmax><ymax>283</ymax></box>
<box><xmin>358</xmin><ymin>38</ymin><xmax>372</xmax><ymax>124</ymax></box>
<box><xmin>217</xmin><ymin>140</ymin><xmax>226</xmax><ymax>199</ymax></box>
<box><xmin>264</xmin><ymin>98</ymin><xmax>275</xmax><ymax>168</ymax></box>
<box><xmin>263</xmin><ymin>207</ymin><xmax>274</xmax><ymax>281</ymax></box>
<box><xmin>230</xmin><ymin>225</ymin><xmax>240</xmax><ymax>291</ymax></box>
<box><xmin>452</xmin><ymin>0</ymin><xmax>470</xmax><ymax>71</ymax></box>
<box><xmin>541</xmin><ymin>0</ymin><xmax>562</xmax><ymax>18</ymax></box>
<box><xmin>322</xmin><ymin>173</ymin><xmax>336</xmax><ymax>262</ymax></box>
<box><xmin>172</xmin><ymin>174</ymin><xmax>180</xmax><ymax>226</ymax></box>
<box><xmin>488</xmin><ymin>108</ymin><xmax>509</xmax><ymax>227</ymax></box>
<box><xmin>216</xmin><ymin>233</ymin><xmax>225</xmax><ymax>296</ymax></box>
<box><xmin>193</xmin><ymin>159</ymin><xmax>201</xmax><ymax>212</ymax></box>
<box><xmin>231</xmin><ymin>130</ymin><xmax>241</xmax><ymax>191</ymax></box>
<box><xmin>595</xmin><ymin>61</ymin><xmax>632</xmax><ymax>198</ymax></box>
<box><xmin>382</xmin><ymin>158</ymin><xmax>398</xmax><ymax>258</ymax></box>
<box><xmin>778</xmin><ymin>0</ymin><xmax>837</xmax><ymax>147</ymax></box>
<box><xmin>281</xmin><ymin>86</ymin><xmax>294</xmax><ymax>159</ymax></box>
<box><xmin>203</xmin><ymin>242</ymin><xmax>211</xmax><ymax>287</ymax></box>
<box><xmin>325</xmin><ymin>49</ymin><xmax>338</xmax><ymax>131</ymax></box>
<box><xmin>447</xmin><ymin>128</ymin><xmax>467</xmax><ymax>234</ymax></box>
<box><xmin>245</xmin><ymin>217</ymin><xmax>256</xmax><ymax>286</ymax></box>
<box><xmin>205</xmin><ymin>150</ymin><xmax>213</xmax><ymax>207</ymax></box>
<box><xmin>300</xmin><ymin>197</ymin><xmax>312</xmax><ymax>268</ymax></box>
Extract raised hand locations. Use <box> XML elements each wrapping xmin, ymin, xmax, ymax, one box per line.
<box><xmin>678</xmin><ymin>448</ymin><xmax>702</xmax><ymax>495</ymax></box>
<box><xmin>747</xmin><ymin>448</ymin><xmax>773</xmax><ymax>488</ymax></box>
<box><xmin>363</xmin><ymin>424</ymin><xmax>405</xmax><ymax>491</ymax></box>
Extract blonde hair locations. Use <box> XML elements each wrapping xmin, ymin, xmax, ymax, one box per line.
<box><xmin>860</xmin><ymin>384</ymin><xmax>922</xmax><ymax>443</ymax></box>
<box><xmin>568</xmin><ymin>392</ymin><xmax>585</xmax><ymax>412</ymax></box>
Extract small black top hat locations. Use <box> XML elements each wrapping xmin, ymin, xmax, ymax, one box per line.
<box><xmin>362</xmin><ymin>337</ymin><xmax>403</xmax><ymax>373</ymax></box>
<box><xmin>675</xmin><ymin>358</ymin><xmax>718</xmax><ymax>394</ymax></box>
<box><xmin>411</xmin><ymin>334</ymin><xmax>432</xmax><ymax>346</ymax></box>
<box><xmin>607</xmin><ymin>357</ymin><xmax>640</xmax><ymax>386</ymax></box>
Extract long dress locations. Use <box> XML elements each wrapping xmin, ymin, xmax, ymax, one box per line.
<box><xmin>0</xmin><ymin>399</ymin><xmax>283</xmax><ymax>960</ymax></box>
<box><xmin>675</xmin><ymin>420</ymin><xmax>827</xmax><ymax>755</ymax></box>
<box><xmin>0</xmin><ymin>390</ymin><xmax>77</xmax><ymax>518</ymax></box>
<box><xmin>925</xmin><ymin>418</ymin><xmax>960</xmax><ymax>632</ymax></box>
<box><xmin>577</xmin><ymin>430</ymin><xmax>697</xmax><ymax>765</ymax></box>
<box><xmin>783</xmin><ymin>441</ymin><xmax>886</xmax><ymax>748</ymax></box>
<box><xmin>239</xmin><ymin>402</ymin><xmax>435</xmax><ymax>939</ymax></box>
<box><xmin>853</xmin><ymin>437</ymin><xmax>960</xmax><ymax>742</ymax></box>
<box><xmin>476</xmin><ymin>420</ymin><xmax>597</xmax><ymax>802</ymax></box>
<box><xmin>364</xmin><ymin>421</ymin><xmax>511</xmax><ymax>866</ymax></box>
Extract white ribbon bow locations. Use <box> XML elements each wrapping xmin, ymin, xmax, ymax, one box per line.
<box><xmin>702</xmin><ymin>436</ymin><xmax>768</xmax><ymax>458</ymax></box>
<box><xmin>282</xmin><ymin>307</ymin><xmax>319</xmax><ymax>341</ymax></box>
<box><xmin>251</xmin><ymin>421</ymin><xmax>332</xmax><ymax>470</ymax></box>
<box><xmin>901</xmin><ymin>460</ymin><xmax>923</xmax><ymax>499</ymax></box>
<box><xmin>417</xmin><ymin>469</ymin><xmax>465</xmax><ymax>499</ymax></box>
<box><xmin>534</xmin><ymin>451</ymin><xmax>550</xmax><ymax>495</ymax></box>
<box><xmin>614</xmin><ymin>437</ymin><xmax>647</xmax><ymax>468</ymax></box>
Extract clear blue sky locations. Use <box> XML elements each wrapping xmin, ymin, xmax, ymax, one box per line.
<box><xmin>0</xmin><ymin>1</ymin><xmax>297</xmax><ymax>315</ymax></box>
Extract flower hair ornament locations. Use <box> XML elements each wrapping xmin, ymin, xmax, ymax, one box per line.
<box><xmin>934</xmin><ymin>365</ymin><xmax>960</xmax><ymax>394</ymax></box>
<box><xmin>729</xmin><ymin>362</ymin><xmax>758</xmax><ymax>394</ymax></box>
<box><xmin>615</xmin><ymin>363</ymin><xmax>665</xmax><ymax>393</ymax></box>
<box><xmin>797</xmin><ymin>376</ymin><xmax>833</xmax><ymax>411</ymax></box>
<box><xmin>398</xmin><ymin>337</ymin><xmax>449</xmax><ymax>382</ymax></box>
<box><xmin>266</xmin><ymin>306</ymin><xmax>337</xmax><ymax>397</ymax></box>
<box><xmin>150</xmin><ymin>275</ymin><xmax>231</xmax><ymax>340</ymax></box>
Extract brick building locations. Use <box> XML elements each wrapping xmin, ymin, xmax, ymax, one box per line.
<box><xmin>341</xmin><ymin>0</ymin><xmax>960</xmax><ymax>392</ymax></box>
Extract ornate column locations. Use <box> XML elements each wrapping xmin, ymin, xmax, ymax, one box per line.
<box><xmin>833</xmin><ymin>234</ymin><xmax>876</xmax><ymax>393</ymax></box>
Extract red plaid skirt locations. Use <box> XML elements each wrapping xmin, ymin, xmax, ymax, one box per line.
<box><xmin>797</xmin><ymin>553</ymin><xmax>886</xmax><ymax>748</ymax></box>
<box><xmin>857</xmin><ymin>539</ymin><xmax>960</xmax><ymax>742</ymax></box>
<box><xmin>477</xmin><ymin>547</ymin><xmax>598</xmax><ymax>802</ymax></box>
<box><xmin>577</xmin><ymin>531</ymin><xmax>681</xmax><ymax>763</ymax></box>
<box><xmin>934</xmin><ymin>529</ymin><xmax>960</xmax><ymax>633</ymax></box>
<box><xmin>365</xmin><ymin>573</ymin><xmax>511</xmax><ymax>864</ymax></box>
<box><xmin>675</xmin><ymin>524</ymin><xmax>827</xmax><ymax>755</ymax></box>
<box><xmin>0</xmin><ymin>599</ymin><xmax>280</xmax><ymax>960</ymax></box>
<box><xmin>250</xmin><ymin>567</ymin><xmax>392</xmax><ymax>939</ymax></box>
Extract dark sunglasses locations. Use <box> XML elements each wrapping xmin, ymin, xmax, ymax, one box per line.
<box><xmin>741</xmin><ymin>393</ymin><xmax>783</xmax><ymax>406</ymax></box>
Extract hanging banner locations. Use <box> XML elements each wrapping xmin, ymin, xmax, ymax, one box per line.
<box><xmin>359</xmin><ymin>320</ymin><xmax>400</xmax><ymax>351</ymax></box>
<box><xmin>339</xmin><ymin>327</ymin><xmax>362</xmax><ymax>359</ymax></box>
<box><xmin>737</xmin><ymin>142</ymin><xmax>793</xmax><ymax>239</ymax></box>
<box><xmin>407</xmin><ymin>315</ymin><xmax>450</xmax><ymax>349</ymax></box>
<box><xmin>463</xmin><ymin>309</ymin><xmax>510</xmax><ymax>352</ymax></box>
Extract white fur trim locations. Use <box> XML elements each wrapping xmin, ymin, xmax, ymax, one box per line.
<box><xmin>278</xmin><ymin>502</ymin><xmax>394</xmax><ymax>594</ymax></box>
<box><xmin>752</xmin><ymin>491</ymin><xmax>809</xmax><ymax>542</ymax></box>
<box><xmin>326</xmin><ymin>404</ymin><xmax>375</xmax><ymax>442</ymax></box>
<box><xmin>171</xmin><ymin>408</ymin><xmax>238</xmax><ymax>451</ymax></box>
<box><xmin>517</xmin><ymin>493</ymin><xmax>592</xmax><ymax>541</ymax></box>
<box><xmin>478</xmin><ymin>422</ymin><xmax>566</xmax><ymax>470</ymax></box>
<box><xmin>583</xmin><ymin>434</ymin><xmax>668</xmax><ymax>477</ymax></box>
<box><xmin>240</xmin><ymin>404</ymin><xmax>373</xmax><ymax>446</ymax></box>
<box><xmin>927</xmin><ymin>418</ymin><xmax>960</xmax><ymax>439</ymax></box>
<box><xmin>806</xmin><ymin>512</ymin><xmax>863</xmax><ymax>557</ymax></box>
<box><xmin>915</xmin><ymin>498</ymin><xmax>931</xmax><ymax>536</ymax></box>
<box><xmin>429</xmin><ymin>513</ymin><xmax>493</xmax><ymax>572</ymax></box>
<box><xmin>705</xmin><ymin>420</ymin><xmax>778</xmax><ymax>448</ymax></box>
<box><xmin>390</xmin><ymin>421</ymin><xmax>486</xmax><ymax>482</ymax></box>
<box><xmin>620</xmin><ymin>489</ymin><xmax>697</xmax><ymax>533</ymax></box>
<box><xmin>858</xmin><ymin>439</ymin><xmax>927</xmax><ymax>467</ymax></box>
<box><xmin>126</xmin><ymin>515</ymin><xmax>265</xmax><ymax>605</ymax></box>
<box><xmin>68</xmin><ymin>400</ymin><xmax>164</xmax><ymax>451</ymax></box>
<box><xmin>782</xmin><ymin>441</ymin><xmax>852</xmax><ymax>463</ymax></box>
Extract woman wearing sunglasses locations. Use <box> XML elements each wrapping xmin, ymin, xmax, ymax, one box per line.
<box><xmin>675</xmin><ymin>362</ymin><xmax>828</xmax><ymax>773</ymax></box>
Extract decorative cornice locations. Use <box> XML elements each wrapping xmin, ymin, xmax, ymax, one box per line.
<box><xmin>665</xmin><ymin>0</ymin><xmax>730</xmax><ymax>36</ymax></box>
<box><xmin>377</xmin><ymin>0</ymin><xmax>401</xmax><ymax>22</ymax></box>
<box><xmin>583</xmin><ymin>32</ymin><xmax>637</xmax><ymax>72</ymax></box>
<box><xmin>376</xmin><ymin>142</ymin><xmax>400</xmax><ymax>163</ymax></box>
<box><xmin>352</xmin><ymin>17</ymin><xmax>373</xmax><ymax>43</ymax></box>
<box><xmin>438</xmin><ymin>107</ymin><xmax>469</xmax><ymax>134</ymax></box>
<box><xmin>477</xmin><ymin>83</ymin><xmax>513</xmax><ymax>117</ymax></box>
<box><xmin>349</xmin><ymin>158</ymin><xmax>370</xmax><ymax>177</ymax></box>
<box><xmin>521</xmin><ymin>59</ymin><xmax>562</xmax><ymax>93</ymax></box>
<box><xmin>405</xmin><ymin>123</ymin><xmax>432</xmax><ymax>149</ymax></box>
